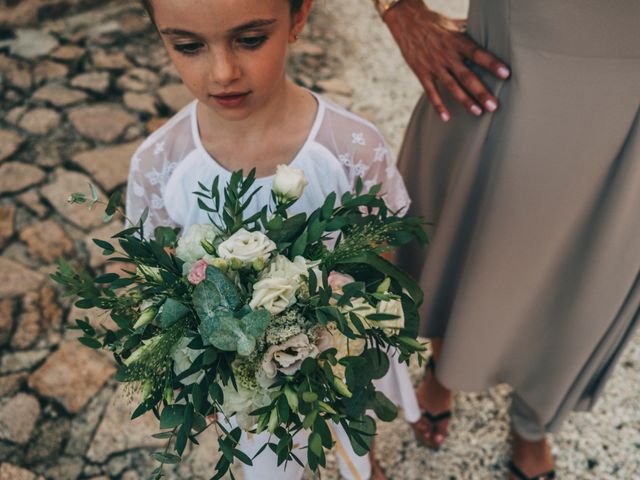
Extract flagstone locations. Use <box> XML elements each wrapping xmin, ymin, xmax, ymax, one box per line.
<box><xmin>19</xmin><ymin>219</ymin><xmax>74</xmax><ymax>263</ymax></box>
<box><xmin>28</xmin><ymin>342</ymin><xmax>115</xmax><ymax>414</ymax></box>
<box><xmin>0</xmin><ymin>129</ymin><xmax>25</xmax><ymax>162</ymax></box>
<box><xmin>157</xmin><ymin>83</ymin><xmax>194</xmax><ymax>112</ymax></box>
<box><xmin>40</xmin><ymin>169</ymin><xmax>106</xmax><ymax>230</ymax></box>
<box><xmin>0</xmin><ymin>393</ymin><xmax>40</xmax><ymax>444</ymax></box>
<box><xmin>0</xmin><ymin>162</ymin><xmax>46</xmax><ymax>194</ymax></box>
<box><xmin>68</xmin><ymin>104</ymin><xmax>136</xmax><ymax>143</ymax></box>
<box><xmin>0</xmin><ymin>257</ymin><xmax>45</xmax><ymax>299</ymax></box>
<box><xmin>32</xmin><ymin>85</ymin><xmax>88</xmax><ymax>107</ymax></box>
<box><xmin>72</xmin><ymin>140</ymin><xmax>141</xmax><ymax>191</ymax></box>
<box><xmin>18</xmin><ymin>108</ymin><xmax>61</xmax><ymax>135</ymax></box>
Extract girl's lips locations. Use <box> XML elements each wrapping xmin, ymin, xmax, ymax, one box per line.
<box><xmin>211</xmin><ymin>92</ymin><xmax>250</xmax><ymax>108</ymax></box>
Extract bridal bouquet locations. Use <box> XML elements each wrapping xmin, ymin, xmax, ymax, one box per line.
<box><xmin>53</xmin><ymin>166</ymin><xmax>427</xmax><ymax>479</ymax></box>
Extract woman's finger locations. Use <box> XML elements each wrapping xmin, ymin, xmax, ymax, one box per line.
<box><xmin>437</xmin><ymin>70</ymin><xmax>483</xmax><ymax>116</ymax></box>
<box><xmin>461</xmin><ymin>39</ymin><xmax>511</xmax><ymax>79</ymax></box>
<box><xmin>422</xmin><ymin>78</ymin><xmax>451</xmax><ymax>123</ymax></box>
<box><xmin>452</xmin><ymin>65</ymin><xmax>499</xmax><ymax>112</ymax></box>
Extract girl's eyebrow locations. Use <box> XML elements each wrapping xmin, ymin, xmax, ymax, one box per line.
<box><xmin>160</xmin><ymin>19</ymin><xmax>277</xmax><ymax>37</ymax></box>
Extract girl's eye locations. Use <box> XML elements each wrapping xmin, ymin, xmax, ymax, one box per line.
<box><xmin>173</xmin><ymin>42</ymin><xmax>203</xmax><ymax>55</ymax></box>
<box><xmin>237</xmin><ymin>35</ymin><xmax>267</xmax><ymax>50</ymax></box>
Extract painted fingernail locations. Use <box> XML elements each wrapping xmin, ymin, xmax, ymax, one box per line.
<box><xmin>470</xmin><ymin>105</ymin><xmax>483</xmax><ymax>116</ymax></box>
<box><xmin>440</xmin><ymin>112</ymin><xmax>450</xmax><ymax>122</ymax></box>
<box><xmin>497</xmin><ymin>66</ymin><xmax>511</xmax><ymax>79</ymax></box>
<box><xmin>485</xmin><ymin>99</ymin><xmax>498</xmax><ymax>112</ymax></box>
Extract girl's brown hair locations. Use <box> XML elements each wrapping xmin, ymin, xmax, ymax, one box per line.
<box><xmin>141</xmin><ymin>0</ymin><xmax>305</xmax><ymax>21</ymax></box>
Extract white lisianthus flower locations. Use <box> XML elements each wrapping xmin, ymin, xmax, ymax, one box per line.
<box><xmin>266</xmin><ymin>254</ymin><xmax>316</xmax><ymax>280</ymax></box>
<box><xmin>341</xmin><ymin>297</ymin><xmax>377</xmax><ymax>329</ymax></box>
<box><xmin>217</xmin><ymin>228</ymin><xmax>276</xmax><ymax>267</ymax></box>
<box><xmin>220</xmin><ymin>382</ymin><xmax>272</xmax><ymax>430</ymax></box>
<box><xmin>250</xmin><ymin>276</ymin><xmax>298</xmax><ymax>315</ymax></box>
<box><xmin>272</xmin><ymin>164</ymin><xmax>308</xmax><ymax>201</ymax></box>
<box><xmin>171</xmin><ymin>337</ymin><xmax>205</xmax><ymax>386</ymax></box>
<box><xmin>176</xmin><ymin>224</ymin><xmax>221</xmax><ymax>274</ymax></box>
<box><xmin>376</xmin><ymin>298</ymin><xmax>405</xmax><ymax>335</ymax></box>
<box><xmin>316</xmin><ymin>323</ymin><xmax>366</xmax><ymax>380</ymax></box>
<box><xmin>260</xmin><ymin>333</ymin><xmax>321</xmax><ymax>379</ymax></box>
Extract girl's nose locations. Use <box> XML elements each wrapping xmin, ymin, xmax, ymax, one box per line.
<box><xmin>208</xmin><ymin>49</ymin><xmax>240</xmax><ymax>87</ymax></box>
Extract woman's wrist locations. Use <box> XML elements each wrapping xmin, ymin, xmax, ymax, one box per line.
<box><xmin>372</xmin><ymin>0</ymin><xmax>407</xmax><ymax>18</ymax></box>
<box><xmin>377</xmin><ymin>0</ymin><xmax>428</xmax><ymax>22</ymax></box>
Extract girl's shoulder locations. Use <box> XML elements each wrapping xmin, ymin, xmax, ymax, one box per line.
<box><xmin>312</xmin><ymin>93</ymin><xmax>393</xmax><ymax>165</ymax></box>
<box><xmin>315</xmin><ymin>93</ymin><xmax>381</xmax><ymax>136</ymax></box>
<box><xmin>131</xmin><ymin>100</ymin><xmax>198</xmax><ymax>166</ymax></box>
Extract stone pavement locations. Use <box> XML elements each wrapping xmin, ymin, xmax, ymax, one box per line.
<box><xmin>0</xmin><ymin>1</ymin><xmax>638</xmax><ymax>479</ymax></box>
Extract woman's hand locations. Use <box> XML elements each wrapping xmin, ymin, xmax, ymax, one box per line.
<box><xmin>383</xmin><ymin>0</ymin><xmax>510</xmax><ymax>122</ymax></box>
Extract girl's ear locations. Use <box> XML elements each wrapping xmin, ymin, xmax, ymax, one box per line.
<box><xmin>289</xmin><ymin>0</ymin><xmax>313</xmax><ymax>43</ymax></box>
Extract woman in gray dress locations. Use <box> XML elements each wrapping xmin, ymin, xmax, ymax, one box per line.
<box><xmin>374</xmin><ymin>0</ymin><xmax>640</xmax><ymax>478</ymax></box>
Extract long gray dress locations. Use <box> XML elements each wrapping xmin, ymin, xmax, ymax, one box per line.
<box><xmin>397</xmin><ymin>0</ymin><xmax>640</xmax><ymax>438</ymax></box>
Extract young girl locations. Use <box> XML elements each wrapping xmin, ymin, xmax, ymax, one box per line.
<box><xmin>126</xmin><ymin>1</ymin><xmax>427</xmax><ymax>478</ymax></box>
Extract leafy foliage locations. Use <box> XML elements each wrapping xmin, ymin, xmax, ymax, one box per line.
<box><xmin>52</xmin><ymin>169</ymin><xmax>428</xmax><ymax>479</ymax></box>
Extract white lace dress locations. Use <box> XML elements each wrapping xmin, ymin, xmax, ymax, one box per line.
<box><xmin>126</xmin><ymin>92</ymin><xmax>421</xmax><ymax>480</ymax></box>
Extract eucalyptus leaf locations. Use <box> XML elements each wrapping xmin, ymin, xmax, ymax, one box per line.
<box><xmin>157</xmin><ymin>298</ymin><xmax>191</xmax><ymax>328</ymax></box>
<box><xmin>193</xmin><ymin>266</ymin><xmax>242</xmax><ymax>315</ymax></box>
<box><xmin>198</xmin><ymin>308</ymin><xmax>270</xmax><ymax>356</ymax></box>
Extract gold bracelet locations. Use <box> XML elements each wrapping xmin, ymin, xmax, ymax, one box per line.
<box><xmin>373</xmin><ymin>0</ymin><xmax>406</xmax><ymax>17</ymax></box>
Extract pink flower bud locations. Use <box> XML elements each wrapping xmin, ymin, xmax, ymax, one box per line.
<box><xmin>188</xmin><ymin>259</ymin><xmax>209</xmax><ymax>285</ymax></box>
<box><xmin>327</xmin><ymin>271</ymin><xmax>355</xmax><ymax>295</ymax></box>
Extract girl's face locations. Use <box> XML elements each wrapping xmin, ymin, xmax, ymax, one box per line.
<box><xmin>151</xmin><ymin>0</ymin><xmax>308</xmax><ymax>121</ymax></box>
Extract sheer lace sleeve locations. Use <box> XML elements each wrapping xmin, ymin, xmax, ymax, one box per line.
<box><xmin>125</xmin><ymin>104</ymin><xmax>195</xmax><ymax>239</ymax></box>
<box><xmin>315</xmin><ymin>102</ymin><xmax>412</xmax><ymax>215</ymax></box>
<box><xmin>126</xmin><ymin>149</ymin><xmax>180</xmax><ymax>239</ymax></box>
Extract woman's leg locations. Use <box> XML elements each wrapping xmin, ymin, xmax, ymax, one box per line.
<box><xmin>416</xmin><ymin>338</ymin><xmax>453</xmax><ymax>447</ymax></box>
<box><xmin>509</xmin><ymin>394</ymin><xmax>555</xmax><ymax>479</ymax></box>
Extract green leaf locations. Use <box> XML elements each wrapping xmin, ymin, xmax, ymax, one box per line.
<box><xmin>337</xmin><ymin>254</ymin><xmax>423</xmax><ymax>305</ymax></box>
<box><xmin>159</xmin><ymin>405</ymin><xmax>185</xmax><ymax>429</ymax></box>
<box><xmin>346</xmin><ymin>416</ymin><xmax>376</xmax><ymax>456</ymax></box>
<box><xmin>373</xmin><ymin>391</ymin><xmax>398</xmax><ymax>422</ymax></box>
<box><xmin>396</xmin><ymin>336</ymin><xmax>427</xmax><ymax>351</ymax></box>
<box><xmin>95</xmin><ymin>273</ymin><xmax>119</xmax><ymax>283</ymax></box>
<box><xmin>303</xmin><ymin>410</ymin><xmax>317</xmax><ymax>429</ymax></box>
<box><xmin>321</xmin><ymin>193</ymin><xmax>336</xmax><ymax>219</ymax></box>
<box><xmin>152</xmin><ymin>432</ymin><xmax>174</xmax><ymax>439</ymax></box>
<box><xmin>192</xmin><ymin>384</ymin><xmax>203</xmax><ymax>412</ymax></box>
<box><xmin>78</xmin><ymin>337</ymin><xmax>101</xmax><ymax>349</ymax></box>
<box><xmin>154</xmin><ymin>226</ymin><xmax>179</xmax><ymax>247</ymax></box>
<box><xmin>302</xmin><ymin>391</ymin><xmax>318</xmax><ymax>403</ymax></box>
<box><xmin>233</xmin><ymin>449</ymin><xmax>253</xmax><ymax>466</ymax></box>
<box><xmin>157</xmin><ymin>298</ymin><xmax>191</xmax><ymax>328</ymax></box>
<box><xmin>176</xmin><ymin>425</ymin><xmax>188</xmax><ymax>456</ymax></box>
<box><xmin>308</xmin><ymin>432</ymin><xmax>322</xmax><ymax>457</ymax></box>
<box><xmin>92</xmin><ymin>238</ymin><xmax>114</xmax><ymax>254</ymax></box>
<box><xmin>290</xmin><ymin>229</ymin><xmax>308</xmax><ymax>258</ymax></box>
<box><xmin>151</xmin><ymin>452</ymin><xmax>181</xmax><ymax>464</ymax></box>
<box><xmin>360</xmin><ymin>349</ymin><xmax>390</xmax><ymax>380</ymax></box>
<box><xmin>105</xmin><ymin>190</ymin><xmax>122</xmax><ymax>215</ymax></box>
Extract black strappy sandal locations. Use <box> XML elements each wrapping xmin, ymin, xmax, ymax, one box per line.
<box><xmin>416</xmin><ymin>356</ymin><xmax>452</xmax><ymax>450</ymax></box>
<box><xmin>508</xmin><ymin>461</ymin><xmax>556</xmax><ymax>480</ymax></box>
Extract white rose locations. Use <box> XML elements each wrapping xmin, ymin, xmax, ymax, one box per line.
<box><xmin>171</xmin><ymin>337</ymin><xmax>205</xmax><ymax>385</ymax></box>
<box><xmin>250</xmin><ymin>276</ymin><xmax>298</xmax><ymax>315</ymax></box>
<box><xmin>217</xmin><ymin>229</ymin><xmax>276</xmax><ymax>267</ymax></box>
<box><xmin>260</xmin><ymin>333</ymin><xmax>320</xmax><ymax>379</ymax></box>
<box><xmin>272</xmin><ymin>164</ymin><xmax>308</xmax><ymax>201</ymax></box>
<box><xmin>249</xmin><ymin>255</ymin><xmax>317</xmax><ymax>314</ymax></box>
<box><xmin>376</xmin><ymin>298</ymin><xmax>405</xmax><ymax>335</ymax></box>
<box><xmin>176</xmin><ymin>224</ymin><xmax>221</xmax><ymax>274</ymax></box>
